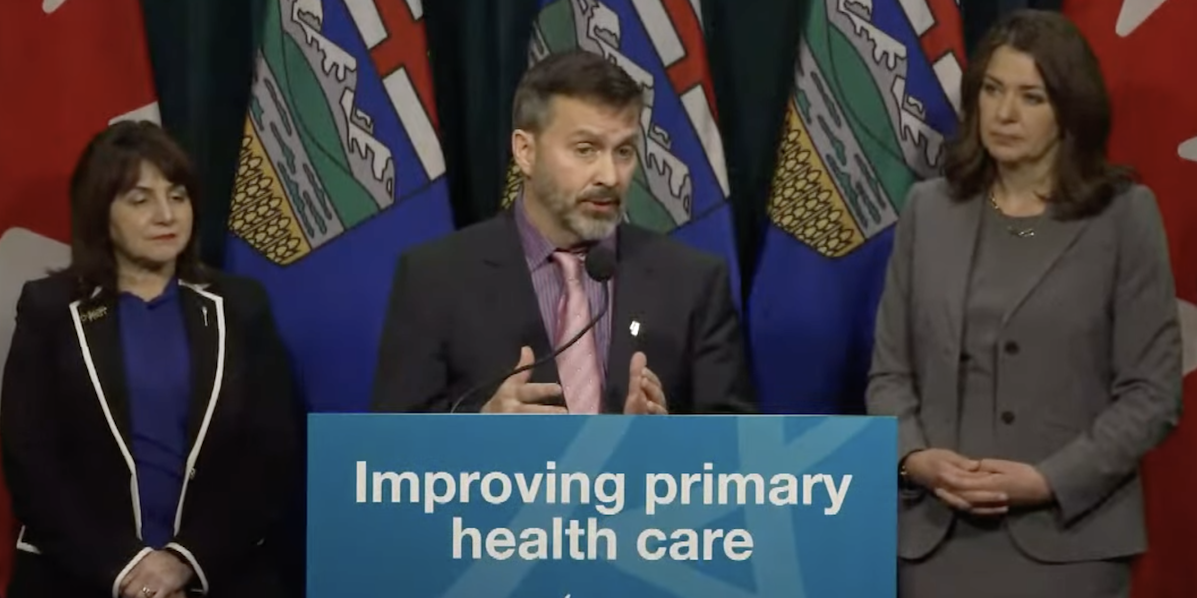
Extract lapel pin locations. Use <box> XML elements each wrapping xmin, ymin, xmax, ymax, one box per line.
<box><xmin>81</xmin><ymin>305</ymin><xmax>108</xmax><ymax>323</ymax></box>
<box><xmin>629</xmin><ymin>320</ymin><xmax>640</xmax><ymax>337</ymax></box>
<box><xmin>201</xmin><ymin>306</ymin><xmax>209</xmax><ymax>327</ymax></box>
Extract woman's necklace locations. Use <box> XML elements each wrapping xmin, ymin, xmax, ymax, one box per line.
<box><xmin>988</xmin><ymin>192</ymin><xmax>1040</xmax><ymax>238</ymax></box>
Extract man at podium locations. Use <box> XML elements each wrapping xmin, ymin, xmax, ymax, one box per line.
<box><xmin>370</xmin><ymin>50</ymin><xmax>755</xmax><ymax>417</ymax></box>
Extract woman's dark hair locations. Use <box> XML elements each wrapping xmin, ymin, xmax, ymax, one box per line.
<box><xmin>942</xmin><ymin>9</ymin><xmax>1132</xmax><ymax>218</ymax></box>
<box><xmin>64</xmin><ymin>119</ymin><xmax>205</xmax><ymax>295</ymax></box>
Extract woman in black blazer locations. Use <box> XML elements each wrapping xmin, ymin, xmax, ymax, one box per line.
<box><xmin>0</xmin><ymin>121</ymin><xmax>301</xmax><ymax>598</ymax></box>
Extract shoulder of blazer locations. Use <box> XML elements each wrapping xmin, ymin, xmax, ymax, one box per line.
<box><xmin>1107</xmin><ymin>182</ymin><xmax>1160</xmax><ymax>220</ymax></box>
<box><xmin>15</xmin><ymin>273</ymin><xmax>80</xmax><ymax>320</ymax></box>
<box><xmin>196</xmin><ymin>270</ymin><xmax>264</xmax><ymax>301</ymax></box>
<box><xmin>189</xmin><ymin>270</ymin><xmax>274</xmax><ymax>323</ymax></box>
<box><xmin>401</xmin><ymin>211</ymin><xmax>516</xmax><ymax>269</ymax></box>
<box><xmin>17</xmin><ymin>271</ymin><xmax>270</xmax><ymax>308</ymax></box>
<box><xmin>903</xmin><ymin>176</ymin><xmax>954</xmax><ymax>214</ymax></box>
<box><xmin>617</xmin><ymin>222</ymin><xmax>725</xmax><ymax>277</ymax></box>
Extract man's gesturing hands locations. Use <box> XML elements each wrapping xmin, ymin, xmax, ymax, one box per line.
<box><xmin>480</xmin><ymin>347</ymin><xmax>669</xmax><ymax>414</ymax></box>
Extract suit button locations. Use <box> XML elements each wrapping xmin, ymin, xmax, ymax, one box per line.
<box><xmin>1001</xmin><ymin>411</ymin><xmax>1015</xmax><ymax>424</ymax></box>
<box><xmin>959</xmin><ymin>352</ymin><xmax>971</xmax><ymax>363</ymax></box>
<box><xmin>1003</xmin><ymin>341</ymin><xmax>1020</xmax><ymax>355</ymax></box>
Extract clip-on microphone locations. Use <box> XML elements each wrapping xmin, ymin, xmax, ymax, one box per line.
<box><xmin>448</xmin><ymin>245</ymin><xmax>617</xmax><ymax>413</ymax></box>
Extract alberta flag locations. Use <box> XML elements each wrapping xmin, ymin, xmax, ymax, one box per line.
<box><xmin>505</xmin><ymin>0</ymin><xmax>741</xmax><ymax>302</ymax></box>
<box><xmin>224</xmin><ymin>0</ymin><xmax>455</xmax><ymax>412</ymax></box>
<box><xmin>746</xmin><ymin>0</ymin><xmax>964</xmax><ymax>413</ymax></box>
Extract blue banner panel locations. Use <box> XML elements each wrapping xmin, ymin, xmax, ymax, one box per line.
<box><xmin>308</xmin><ymin>414</ymin><xmax>897</xmax><ymax>597</ymax></box>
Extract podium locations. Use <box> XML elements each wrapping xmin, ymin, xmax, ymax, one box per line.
<box><xmin>307</xmin><ymin>414</ymin><xmax>897</xmax><ymax>597</ymax></box>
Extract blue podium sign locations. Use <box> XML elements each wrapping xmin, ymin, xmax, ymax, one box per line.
<box><xmin>307</xmin><ymin>414</ymin><xmax>897</xmax><ymax>597</ymax></box>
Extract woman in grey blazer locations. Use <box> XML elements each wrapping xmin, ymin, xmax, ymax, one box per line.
<box><xmin>866</xmin><ymin>9</ymin><xmax>1182</xmax><ymax>598</ymax></box>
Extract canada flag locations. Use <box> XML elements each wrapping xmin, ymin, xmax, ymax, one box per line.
<box><xmin>1063</xmin><ymin>1</ymin><xmax>1197</xmax><ymax>597</ymax></box>
<box><xmin>0</xmin><ymin>0</ymin><xmax>159</xmax><ymax>588</ymax></box>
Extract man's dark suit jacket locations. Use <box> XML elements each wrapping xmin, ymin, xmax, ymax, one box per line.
<box><xmin>0</xmin><ymin>272</ymin><xmax>302</xmax><ymax>598</ymax></box>
<box><xmin>370</xmin><ymin>211</ymin><xmax>757</xmax><ymax>414</ymax></box>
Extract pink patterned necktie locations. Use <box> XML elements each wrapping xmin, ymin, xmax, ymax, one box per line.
<box><xmin>551</xmin><ymin>250</ymin><xmax>602</xmax><ymax>414</ymax></box>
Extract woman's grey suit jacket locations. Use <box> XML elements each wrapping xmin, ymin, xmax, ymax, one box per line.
<box><xmin>867</xmin><ymin>177</ymin><xmax>1182</xmax><ymax>563</ymax></box>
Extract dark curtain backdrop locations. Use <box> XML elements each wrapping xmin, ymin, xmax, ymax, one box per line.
<box><xmin>141</xmin><ymin>0</ymin><xmax>267</xmax><ymax>269</ymax></box>
<box><xmin>704</xmin><ymin>0</ymin><xmax>808</xmax><ymax>297</ymax></box>
<box><xmin>137</xmin><ymin>1</ymin><xmax>1059</xmax><ymax>594</ymax></box>
<box><xmin>424</xmin><ymin>0</ymin><xmax>541</xmax><ymax>229</ymax></box>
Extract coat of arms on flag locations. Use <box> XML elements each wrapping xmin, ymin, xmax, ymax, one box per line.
<box><xmin>225</xmin><ymin>0</ymin><xmax>455</xmax><ymax>412</ymax></box>
<box><xmin>230</xmin><ymin>0</ymin><xmax>447</xmax><ymax>265</ymax></box>
<box><xmin>769</xmin><ymin>0</ymin><xmax>962</xmax><ymax>255</ymax></box>
<box><xmin>748</xmin><ymin>0</ymin><xmax>964</xmax><ymax>413</ymax></box>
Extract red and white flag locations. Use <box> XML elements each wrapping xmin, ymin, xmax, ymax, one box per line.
<box><xmin>1063</xmin><ymin>1</ymin><xmax>1197</xmax><ymax>597</ymax></box>
<box><xmin>0</xmin><ymin>0</ymin><xmax>160</xmax><ymax>587</ymax></box>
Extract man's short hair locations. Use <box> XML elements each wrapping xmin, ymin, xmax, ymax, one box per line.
<box><xmin>512</xmin><ymin>50</ymin><xmax>643</xmax><ymax>134</ymax></box>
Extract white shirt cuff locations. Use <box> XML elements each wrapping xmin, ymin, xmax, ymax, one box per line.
<box><xmin>112</xmin><ymin>547</ymin><xmax>154</xmax><ymax>598</ymax></box>
<box><xmin>165</xmin><ymin>542</ymin><xmax>209</xmax><ymax>595</ymax></box>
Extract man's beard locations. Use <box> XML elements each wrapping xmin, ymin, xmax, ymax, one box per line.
<box><xmin>531</xmin><ymin>172</ymin><xmax>623</xmax><ymax>242</ymax></box>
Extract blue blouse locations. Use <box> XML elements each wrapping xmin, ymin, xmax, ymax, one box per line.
<box><xmin>118</xmin><ymin>281</ymin><xmax>192</xmax><ymax>549</ymax></box>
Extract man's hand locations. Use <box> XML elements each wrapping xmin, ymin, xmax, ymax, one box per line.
<box><xmin>623</xmin><ymin>352</ymin><xmax>667</xmax><ymax>415</ymax></box>
<box><xmin>903</xmin><ymin>449</ymin><xmax>1008</xmax><ymax>515</ymax></box>
<box><xmin>481</xmin><ymin>346</ymin><xmax>568</xmax><ymax>414</ymax></box>
<box><xmin>118</xmin><ymin>551</ymin><xmax>193</xmax><ymax>598</ymax></box>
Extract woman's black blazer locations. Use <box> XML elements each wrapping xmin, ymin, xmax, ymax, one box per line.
<box><xmin>0</xmin><ymin>272</ymin><xmax>302</xmax><ymax>597</ymax></box>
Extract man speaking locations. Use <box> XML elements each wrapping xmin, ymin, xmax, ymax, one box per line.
<box><xmin>370</xmin><ymin>50</ymin><xmax>755</xmax><ymax>416</ymax></box>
